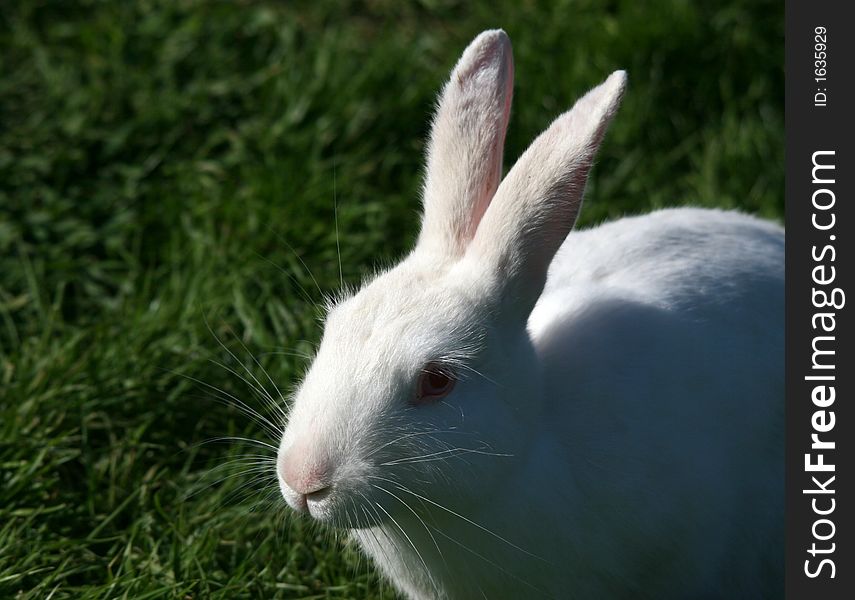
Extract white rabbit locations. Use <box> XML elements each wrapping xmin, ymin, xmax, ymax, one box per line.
<box><xmin>276</xmin><ymin>29</ymin><xmax>783</xmax><ymax>599</ymax></box>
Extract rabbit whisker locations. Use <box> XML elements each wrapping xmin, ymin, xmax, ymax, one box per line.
<box><xmin>220</xmin><ymin>472</ymin><xmax>278</xmax><ymax>507</ymax></box>
<box><xmin>381</xmin><ymin>446</ymin><xmax>513</xmax><ymax>466</ymax></box>
<box><xmin>369</xmin><ymin>475</ymin><xmax>548</xmax><ymax>564</ymax></box>
<box><xmin>253</xmin><ymin>250</ymin><xmax>324</xmax><ymax>314</ymax></box>
<box><xmin>373</xmin><ymin>500</ymin><xmax>441</xmax><ymax>597</ymax></box>
<box><xmin>364</xmin><ymin>428</ymin><xmax>468</xmax><ymax>459</ymax></box>
<box><xmin>170</xmin><ymin>369</ymin><xmax>281</xmax><ymax>440</ymax></box>
<box><xmin>184</xmin><ymin>463</ymin><xmax>275</xmax><ymax>501</ymax></box>
<box><xmin>457</xmin><ymin>362</ymin><xmax>499</xmax><ymax>387</ymax></box>
<box><xmin>206</xmin><ymin>318</ymin><xmax>288</xmax><ymax>426</ymax></box>
<box><xmin>205</xmin><ymin>436</ymin><xmax>279</xmax><ymax>452</ymax></box>
<box><xmin>260</xmin><ymin>223</ymin><xmax>326</xmax><ymax>301</ymax></box>
<box><xmin>333</xmin><ymin>163</ymin><xmax>344</xmax><ymax>289</ymax></box>
<box><xmin>357</xmin><ymin>494</ymin><xmax>398</xmax><ymax>571</ymax></box>
<box><xmin>370</xmin><ymin>482</ymin><xmax>447</xmax><ymax>569</ymax></box>
<box><xmin>206</xmin><ymin>356</ymin><xmax>277</xmax><ymax>415</ymax></box>
<box><xmin>257</xmin><ymin>350</ymin><xmax>313</xmax><ymax>360</ymax></box>
<box><xmin>221</xmin><ymin>323</ymin><xmax>290</xmax><ymax>424</ymax></box>
<box><xmin>426</xmin><ymin>521</ymin><xmax>553</xmax><ymax>598</ymax></box>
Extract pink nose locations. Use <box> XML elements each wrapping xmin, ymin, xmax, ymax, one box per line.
<box><xmin>279</xmin><ymin>447</ymin><xmax>333</xmax><ymax>498</ymax></box>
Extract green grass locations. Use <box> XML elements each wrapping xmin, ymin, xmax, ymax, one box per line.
<box><xmin>1</xmin><ymin>1</ymin><xmax>782</xmax><ymax>598</ymax></box>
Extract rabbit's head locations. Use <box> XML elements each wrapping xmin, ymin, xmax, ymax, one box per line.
<box><xmin>277</xmin><ymin>30</ymin><xmax>625</xmax><ymax>527</ymax></box>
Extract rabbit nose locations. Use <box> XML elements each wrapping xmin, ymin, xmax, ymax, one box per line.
<box><xmin>279</xmin><ymin>447</ymin><xmax>333</xmax><ymax>499</ymax></box>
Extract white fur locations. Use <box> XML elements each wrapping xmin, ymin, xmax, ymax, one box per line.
<box><xmin>276</xmin><ymin>29</ymin><xmax>783</xmax><ymax>599</ymax></box>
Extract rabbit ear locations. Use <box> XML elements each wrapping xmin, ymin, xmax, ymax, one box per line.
<box><xmin>468</xmin><ymin>70</ymin><xmax>627</xmax><ymax>318</ymax></box>
<box><xmin>416</xmin><ymin>30</ymin><xmax>514</xmax><ymax>259</ymax></box>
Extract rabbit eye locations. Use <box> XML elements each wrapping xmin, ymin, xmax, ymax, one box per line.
<box><xmin>414</xmin><ymin>365</ymin><xmax>456</xmax><ymax>405</ymax></box>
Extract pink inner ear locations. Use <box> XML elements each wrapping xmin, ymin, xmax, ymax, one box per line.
<box><xmin>418</xmin><ymin>30</ymin><xmax>515</xmax><ymax>259</ymax></box>
<box><xmin>458</xmin><ymin>57</ymin><xmax>515</xmax><ymax>248</ymax></box>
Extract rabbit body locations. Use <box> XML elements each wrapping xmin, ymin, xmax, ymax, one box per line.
<box><xmin>276</xmin><ymin>29</ymin><xmax>783</xmax><ymax>600</ymax></box>
<box><xmin>354</xmin><ymin>208</ymin><xmax>783</xmax><ymax>600</ymax></box>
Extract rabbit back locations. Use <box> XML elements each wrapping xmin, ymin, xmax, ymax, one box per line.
<box><xmin>526</xmin><ymin>207</ymin><xmax>784</xmax><ymax>597</ymax></box>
